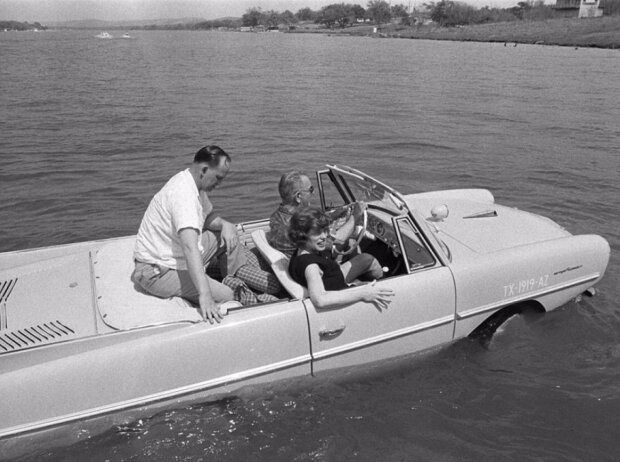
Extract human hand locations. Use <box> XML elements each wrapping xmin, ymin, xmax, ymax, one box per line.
<box><xmin>347</xmin><ymin>237</ymin><xmax>359</xmax><ymax>251</ymax></box>
<box><xmin>363</xmin><ymin>230</ymin><xmax>376</xmax><ymax>241</ymax></box>
<box><xmin>360</xmin><ymin>281</ymin><xmax>394</xmax><ymax>311</ymax></box>
<box><xmin>220</xmin><ymin>221</ymin><xmax>239</xmax><ymax>253</ymax></box>
<box><xmin>332</xmin><ymin>237</ymin><xmax>357</xmax><ymax>253</ymax></box>
<box><xmin>199</xmin><ymin>293</ymin><xmax>223</xmax><ymax>324</ymax></box>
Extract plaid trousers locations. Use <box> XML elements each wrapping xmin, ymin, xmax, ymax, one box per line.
<box><xmin>206</xmin><ymin>246</ymin><xmax>282</xmax><ymax>295</ymax></box>
<box><xmin>222</xmin><ymin>275</ymin><xmax>279</xmax><ymax>306</ymax></box>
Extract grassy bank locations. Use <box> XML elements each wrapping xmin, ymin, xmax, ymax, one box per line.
<box><xmin>312</xmin><ymin>16</ymin><xmax>620</xmax><ymax>49</ymax></box>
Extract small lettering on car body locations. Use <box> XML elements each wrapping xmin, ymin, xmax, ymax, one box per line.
<box><xmin>504</xmin><ymin>274</ymin><xmax>549</xmax><ymax>297</ymax></box>
<box><xmin>553</xmin><ymin>265</ymin><xmax>582</xmax><ymax>276</ymax></box>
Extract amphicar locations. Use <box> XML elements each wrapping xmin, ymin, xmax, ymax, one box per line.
<box><xmin>0</xmin><ymin>165</ymin><xmax>609</xmax><ymax>450</ymax></box>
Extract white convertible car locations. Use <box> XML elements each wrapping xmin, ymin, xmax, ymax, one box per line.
<box><xmin>0</xmin><ymin>165</ymin><xmax>610</xmax><ymax>447</ymax></box>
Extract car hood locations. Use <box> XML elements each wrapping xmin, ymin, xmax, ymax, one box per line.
<box><xmin>405</xmin><ymin>191</ymin><xmax>571</xmax><ymax>254</ymax></box>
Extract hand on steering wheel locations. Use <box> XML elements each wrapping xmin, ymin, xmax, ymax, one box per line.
<box><xmin>328</xmin><ymin>202</ymin><xmax>368</xmax><ymax>256</ymax></box>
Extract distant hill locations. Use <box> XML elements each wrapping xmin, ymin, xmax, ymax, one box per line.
<box><xmin>48</xmin><ymin>17</ymin><xmax>206</xmax><ymax>28</ymax></box>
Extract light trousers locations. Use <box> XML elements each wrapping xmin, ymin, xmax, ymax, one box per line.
<box><xmin>131</xmin><ymin>230</ymin><xmax>247</xmax><ymax>304</ymax></box>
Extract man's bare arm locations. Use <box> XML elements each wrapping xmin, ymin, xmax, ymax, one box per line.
<box><xmin>204</xmin><ymin>215</ymin><xmax>238</xmax><ymax>251</ymax></box>
<box><xmin>179</xmin><ymin>228</ymin><xmax>222</xmax><ymax>323</ymax></box>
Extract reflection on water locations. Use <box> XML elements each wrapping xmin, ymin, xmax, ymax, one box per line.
<box><xmin>1</xmin><ymin>30</ymin><xmax>619</xmax><ymax>461</ymax></box>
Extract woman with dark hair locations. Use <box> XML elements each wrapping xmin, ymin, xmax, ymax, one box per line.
<box><xmin>288</xmin><ymin>208</ymin><xmax>393</xmax><ymax>310</ymax></box>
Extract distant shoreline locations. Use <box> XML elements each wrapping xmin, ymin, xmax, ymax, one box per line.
<box><xmin>13</xmin><ymin>15</ymin><xmax>620</xmax><ymax>50</ymax></box>
<box><xmin>306</xmin><ymin>16</ymin><xmax>620</xmax><ymax>50</ymax></box>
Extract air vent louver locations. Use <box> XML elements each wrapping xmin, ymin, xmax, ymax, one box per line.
<box><xmin>0</xmin><ymin>278</ymin><xmax>18</xmax><ymax>331</ymax></box>
<box><xmin>0</xmin><ymin>278</ymin><xmax>18</xmax><ymax>304</ymax></box>
<box><xmin>0</xmin><ymin>321</ymin><xmax>75</xmax><ymax>353</ymax></box>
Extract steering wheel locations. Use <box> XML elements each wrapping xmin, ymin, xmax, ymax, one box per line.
<box><xmin>328</xmin><ymin>201</ymin><xmax>368</xmax><ymax>256</ymax></box>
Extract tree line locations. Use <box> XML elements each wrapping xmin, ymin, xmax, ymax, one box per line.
<box><xmin>96</xmin><ymin>0</ymin><xmax>620</xmax><ymax>31</ymax></box>
<box><xmin>241</xmin><ymin>1</ymin><xmax>411</xmax><ymax>28</ymax></box>
<box><xmin>1</xmin><ymin>21</ymin><xmax>47</xmax><ymax>31</ymax></box>
<box><xmin>111</xmin><ymin>0</ymin><xmax>620</xmax><ymax>31</ymax></box>
<box><xmin>427</xmin><ymin>1</ymin><xmax>556</xmax><ymax>26</ymax></box>
<box><xmin>237</xmin><ymin>0</ymin><xmax>620</xmax><ymax>29</ymax></box>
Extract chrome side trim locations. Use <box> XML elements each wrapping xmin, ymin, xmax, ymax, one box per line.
<box><xmin>312</xmin><ymin>315</ymin><xmax>454</xmax><ymax>360</ymax></box>
<box><xmin>0</xmin><ymin>354</ymin><xmax>311</xmax><ymax>439</ymax></box>
<box><xmin>456</xmin><ymin>273</ymin><xmax>601</xmax><ymax>320</ymax></box>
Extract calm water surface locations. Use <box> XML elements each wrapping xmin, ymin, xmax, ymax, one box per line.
<box><xmin>1</xmin><ymin>30</ymin><xmax>619</xmax><ymax>461</ymax></box>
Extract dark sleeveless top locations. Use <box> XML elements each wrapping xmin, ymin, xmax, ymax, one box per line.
<box><xmin>289</xmin><ymin>250</ymin><xmax>348</xmax><ymax>291</ymax></box>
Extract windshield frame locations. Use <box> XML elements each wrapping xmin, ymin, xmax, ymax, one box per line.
<box><xmin>325</xmin><ymin>164</ymin><xmax>450</xmax><ymax>266</ymax></box>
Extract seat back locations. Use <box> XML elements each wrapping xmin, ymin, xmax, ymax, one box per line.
<box><xmin>251</xmin><ymin>229</ymin><xmax>307</xmax><ymax>300</ymax></box>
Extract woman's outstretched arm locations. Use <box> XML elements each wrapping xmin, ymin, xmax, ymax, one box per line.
<box><xmin>305</xmin><ymin>264</ymin><xmax>393</xmax><ymax>311</ymax></box>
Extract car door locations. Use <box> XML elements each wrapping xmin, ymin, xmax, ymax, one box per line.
<box><xmin>304</xmin><ymin>215</ymin><xmax>456</xmax><ymax>374</ymax></box>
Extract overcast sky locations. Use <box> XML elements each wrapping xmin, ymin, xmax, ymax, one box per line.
<box><xmin>1</xmin><ymin>0</ymin><xmax>525</xmax><ymax>23</ymax></box>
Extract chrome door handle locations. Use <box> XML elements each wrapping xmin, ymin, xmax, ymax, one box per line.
<box><xmin>319</xmin><ymin>325</ymin><xmax>345</xmax><ymax>339</ymax></box>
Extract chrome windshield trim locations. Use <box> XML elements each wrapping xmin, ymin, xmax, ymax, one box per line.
<box><xmin>311</xmin><ymin>315</ymin><xmax>454</xmax><ymax>360</ymax></box>
<box><xmin>456</xmin><ymin>273</ymin><xmax>601</xmax><ymax>320</ymax></box>
<box><xmin>0</xmin><ymin>354</ymin><xmax>312</xmax><ymax>439</ymax></box>
<box><xmin>327</xmin><ymin>164</ymin><xmax>398</xmax><ymax>198</ymax></box>
<box><xmin>326</xmin><ymin>164</ymin><xmax>449</xmax><ymax>266</ymax></box>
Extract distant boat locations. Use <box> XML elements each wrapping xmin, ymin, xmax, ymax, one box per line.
<box><xmin>95</xmin><ymin>32</ymin><xmax>112</xmax><ymax>39</ymax></box>
<box><xmin>122</xmin><ymin>33</ymin><xmax>131</xmax><ymax>38</ymax></box>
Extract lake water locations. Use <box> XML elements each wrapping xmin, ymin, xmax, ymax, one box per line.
<box><xmin>1</xmin><ymin>30</ymin><xmax>619</xmax><ymax>461</ymax></box>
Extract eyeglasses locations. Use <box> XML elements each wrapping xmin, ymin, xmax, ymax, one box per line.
<box><xmin>297</xmin><ymin>185</ymin><xmax>314</xmax><ymax>195</ymax></box>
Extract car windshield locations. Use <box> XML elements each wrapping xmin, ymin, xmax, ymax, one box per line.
<box><xmin>329</xmin><ymin>165</ymin><xmax>407</xmax><ymax>216</ymax></box>
<box><xmin>328</xmin><ymin>165</ymin><xmax>451</xmax><ymax>263</ymax></box>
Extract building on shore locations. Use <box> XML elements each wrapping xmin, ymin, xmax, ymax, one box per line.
<box><xmin>578</xmin><ymin>0</ymin><xmax>604</xmax><ymax>17</ymax></box>
<box><xmin>553</xmin><ymin>0</ymin><xmax>604</xmax><ymax>17</ymax></box>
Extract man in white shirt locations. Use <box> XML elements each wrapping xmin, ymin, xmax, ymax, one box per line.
<box><xmin>132</xmin><ymin>145</ymin><xmax>247</xmax><ymax>324</ymax></box>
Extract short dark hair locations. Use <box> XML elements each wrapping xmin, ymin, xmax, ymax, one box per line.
<box><xmin>288</xmin><ymin>207</ymin><xmax>330</xmax><ymax>246</ymax></box>
<box><xmin>193</xmin><ymin>145</ymin><xmax>230</xmax><ymax>167</ymax></box>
